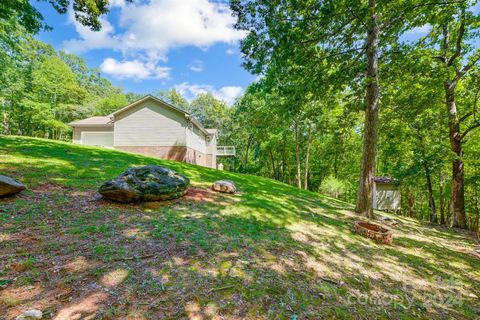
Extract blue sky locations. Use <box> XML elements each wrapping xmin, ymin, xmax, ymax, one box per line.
<box><xmin>33</xmin><ymin>0</ymin><xmax>255</xmax><ymax>104</ymax></box>
<box><xmin>32</xmin><ymin>1</ymin><xmax>478</xmax><ymax>105</ymax></box>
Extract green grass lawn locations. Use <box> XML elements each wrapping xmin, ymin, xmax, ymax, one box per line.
<box><xmin>0</xmin><ymin>135</ymin><xmax>479</xmax><ymax>320</ymax></box>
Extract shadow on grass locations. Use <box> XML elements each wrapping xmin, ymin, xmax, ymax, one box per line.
<box><xmin>1</xmin><ymin>136</ymin><xmax>479</xmax><ymax>319</ymax></box>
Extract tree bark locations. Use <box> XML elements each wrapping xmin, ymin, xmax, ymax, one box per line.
<box><xmin>439</xmin><ymin>173</ymin><xmax>446</xmax><ymax>225</ymax></box>
<box><xmin>424</xmin><ymin>163</ymin><xmax>437</xmax><ymax>223</ymax></box>
<box><xmin>269</xmin><ymin>148</ymin><xmax>277</xmax><ymax>180</ymax></box>
<box><xmin>474</xmin><ymin>181</ymin><xmax>479</xmax><ymax>233</ymax></box>
<box><xmin>304</xmin><ymin>132</ymin><xmax>312</xmax><ymax>190</ymax></box>
<box><xmin>408</xmin><ymin>190</ymin><xmax>415</xmax><ymax>218</ymax></box>
<box><xmin>355</xmin><ymin>0</ymin><xmax>379</xmax><ymax>219</ymax></box>
<box><xmin>445</xmin><ymin>83</ymin><xmax>467</xmax><ymax>228</ymax></box>
<box><xmin>294</xmin><ymin>120</ymin><xmax>302</xmax><ymax>189</ymax></box>
<box><xmin>243</xmin><ymin>134</ymin><xmax>253</xmax><ymax>172</ymax></box>
<box><xmin>2</xmin><ymin>100</ymin><xmax>9</xmax><ymax>135</ymax></box>
<box><xmin>17</xmin><ymin>104</ymin><xmax>23</xmax><ymax>136</ymax></box>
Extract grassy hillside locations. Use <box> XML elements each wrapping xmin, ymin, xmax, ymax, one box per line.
<box><xmin>0</xmin><ymin>136</ymin><xmax>479</xmax><ymax>320</ymax></box>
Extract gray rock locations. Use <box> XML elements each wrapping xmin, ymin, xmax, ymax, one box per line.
<box><xmin>99</xmin><ymin>165</ymin><xmax>189</xmax><ymax>203</ymax></box>
<box><xmin>0</xmin><ymin>175</ymin><xmax>26</xmax><ymax>197</ymax></box>
<box><xmin>15</xmin><ymin>309</ymin><xmax>43</xmax><ymax>320</ymax></box>
<box><xmin>212</xmin><ymin>180</ymin><xmax>236</xmax><ymax>194</ymax></box>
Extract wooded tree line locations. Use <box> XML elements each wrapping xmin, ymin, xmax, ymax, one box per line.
<box><xmin>0</xmin><ymin>23</ymin><xmax>232</xmax><ymax>142</ymax></box>
<box><xmin>1</xmin><ymin>0</ymin><xmax>479</xmax><ymax>232</ymax></box>
<box><xmin>229</xmin><ymin>0</ymin><xmax>480</xmax><ymax>232</ymax></box>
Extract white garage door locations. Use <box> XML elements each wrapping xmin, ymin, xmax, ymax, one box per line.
<box><xmin>81</xmin><ymin>132</ymin><xmax>114</xmax><ymax>147</ymax></box>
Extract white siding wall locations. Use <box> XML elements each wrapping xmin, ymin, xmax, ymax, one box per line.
<box><xmin>114</xmin><ymin>101</ymin><xmax>187</xmax><ymax>147</ymax></box>
<box><xmin>373</xmin><ymin>184</ymin><xmax>401</xmax><ymax>210</ymax></box>
<box><xmin>72</xmin><ymin>126</ymin><xmax>113</xmax><ymax>144</ymax></box>
<box><xmin>206</xmin><ymin>133</ymin><xmax>217</xmax><ymax>155</ymax></box>
<box><xmin>186</xmin><ymin>124</ymin><xmax>207</xmax><ymax>153</ymax></box>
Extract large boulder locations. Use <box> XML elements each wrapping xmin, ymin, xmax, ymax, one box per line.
<box><xmin>211</xmin><ymin>180</ymin><xmax>236</xmax><ymax>194</ymax></box>
<box><xmin>0</xmin><ymin>175</ymin><xmax>26</xmax><ymax>197</ymax></box>
<box><xmin>99</xmin><ymin>166</ymin><xmax>189</xmax><ymax>203</ymax></box>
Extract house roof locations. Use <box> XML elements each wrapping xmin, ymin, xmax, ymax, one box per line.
<box><xmin>205</xmin><ymin>128</ymin><xmax>218</xmax><ymax>139</ymax></box>
<box><xmin>68</xmin><ymin>116</ymin><xmax>113</xmax><ymax>126</ymax></box>
<box><xmin>69</xmin><ymin>95</ymin><xmax>214</xmax><ymax>135</ymax></box>
<box><xmin>374</xmin><ymin>176</ymin><xmax>398</xmax><ymax>184</ymax></box>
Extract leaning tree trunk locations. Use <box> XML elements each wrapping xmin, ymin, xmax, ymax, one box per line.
<box><xmin>355</xmin><ymin>0</ymin><xmax>379</xmax><ymax>219</ymax></box>
<box><xmin>445</xmin><ymin>83</ymin><xmax>467</xmax><ymax>229</ymax></box>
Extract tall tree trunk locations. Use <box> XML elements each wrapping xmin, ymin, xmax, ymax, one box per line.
<box><xmin>17</xmin><ymin>104</ymin><xmax>23</xmax><ymax>136</ymax></box>
<box><xmin>333</xmin><ymin>150</ymin><xmax>338</xmax><ymax>178</ymax></box>
<box><xmin>304</xmin><ymin>132</ymin><xmax>312</xmax><ymax>190</ymax></box>
<box><xmin>243</xmin><ymin>134</ymin><xmax>253</xmax><ymax>172</ymax></box>
<box><xmin>355</xmin><ymin>0</ymin><xmax>379</xmax><ymax>219</ymax></box>
<box><xmin>281</xmin><ymin>146</ymin><xmax>287</xmax><ymax>182</ymax></box>
<box><xmin>269</xmin><ymin>149</ymin><xmax>277</xmax><ymax>180</ymax></box>
<box><xmin>2</xmin><ymin>100</ymin><xmax>9</xmax><ymax>135</ymax></box>
<box><xmin>474</xmin><ymin>181</ymin><xmax>479</xmax><ymax>233</ymax></box>
<box><xmin>294</xmin><ymin>120</ymin><xmax>302</xmax><ymax>189</ymax></box>
<box><xmin>408</xmin><ymin>190</ymin><xmax>415</xmax><ymax>218</ymax></box>
<box><xmin>424</xmin><ymin>163</ymin><xmax>437</xmax><ymax>223</ymax></box>
<box><xmin>445</xmin><ymin>83</ymin><xmax>467</xmax><ymax>228</ymax></box>
<box><xmin>439</xmin><ymin>173</ymin><xmax>446</xmax><ymax>225</ymax></box>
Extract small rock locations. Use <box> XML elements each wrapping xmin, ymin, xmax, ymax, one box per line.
<box><xmin>0</xmin><ymin>175</ymin><xmax>26</xmax><ymax>197</ymax></box>
<box><xmin>379</xmin><ymin>216</ymin><xmax>398</xmax><ymax>226</ymax></box>
<box><xmin>16</xmin><ymin>309</ymin><xmax>42</xmax><ymax>320</ymax></box>
<box><xmin>211</xmin><ymin>180</ymin><xmax>236</xmax><ymax>194</ymax></box>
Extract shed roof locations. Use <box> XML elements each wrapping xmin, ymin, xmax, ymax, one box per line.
<box><xmin>374</xmin><ymin>176</ymin><xmax>398</xmax><ymax>184</ymax></box>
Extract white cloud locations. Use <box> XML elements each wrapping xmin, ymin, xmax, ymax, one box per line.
<box><xmin>100</xmin><ymin>58</ymin><xmax>171</xmax><ymax>80</ymax></box>
<box><xmin>175</xmin><ymin>82</ymin><xmax>243</xmax><ymax>105</ymax></box>
<box><xmin>189</xmin><ymin>59</ymin><xmax>204</xmax><ymax>72</ymax></box>
<box><xmin>216</xmin><ymin>86</ymin><xmax>244</xmax><ymax>104</ymax></box>
<box><xmin>118</xmin><ymin>0</ymin><xmax>244</xmax><ymax>54</ymax></box>
<box><xmin>63</xmin><ymin>0</ymin><xmax>245</xmax><ymax>80</ymax></box>
<box><xmin>225</xmin><ymin>48</ymin><xmax>235</xmax><ymax>55</ymax></box>
<box><xmin>109</xmin><ymin>0</ymin><xmax>127</xmax><ymax>8</ymax></box>
<box><xmin>63</xmin><ymin>16</ymin><xmax>120</xmax><ymax>53</ymax></box>
<box><xmin>404</xmin><ymin>24</ymin><xmax>431</xmax><ymax>36</ymax></box>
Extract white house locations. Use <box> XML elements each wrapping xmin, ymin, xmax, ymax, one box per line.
<box><xmin>68</xmin><ymin>95</ymin><xmax>235</xmax><ymax>168</ymax></box>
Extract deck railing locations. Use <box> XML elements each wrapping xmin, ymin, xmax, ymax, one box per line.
<box><xmin>216</xmin><ymin>146</ymin><xmax>236</xmax><ymax>156</ymax></box>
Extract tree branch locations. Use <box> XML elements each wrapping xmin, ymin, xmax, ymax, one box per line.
<box><xmin>380</xmin><ymin>0</ymin><xmax>467</xmax><ymax>30</ymax></box>
<box><xmin>433</xmin><ymin>55</ymin><xmax>448</xmax><ymax>64</ymax></box>
<box><xmin>451</xmin><ymin>54</ymin><xmax>480</xmax><ymax>86</ymax></box>
<box><xmin>461</xmin><ymin>122</ymin><xmax>480</xmax><ymax>141</ymax></box>
<box><xmin>447</xmin><ymin>10</ymin><xmax>466</xmax><ymax>66</ymax></box>
<box><xmin>442</xmin><ymin>23</ymin><xmax>450</xmax><ymax>55</ymax></box>
<box><xmin>461</xmin><ymin>84</ymin><xmax>480</xmax><ymax>141</ymax></box>
<box><xmin>459</xmin><ymin>111</ymin><xmax>473</xmax><ymax>123</ymax></box>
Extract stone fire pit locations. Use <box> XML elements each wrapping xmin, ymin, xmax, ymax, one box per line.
<box><xmin>354</xmin><ymin>221</ymin><xmax>393</xmax><ymax>245</ymax></box>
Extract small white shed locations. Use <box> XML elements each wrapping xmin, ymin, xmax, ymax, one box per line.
<box><xmin>373</xmin><ymin>177</ymin><xmax>401</xmax><ymax>211</ymax></box>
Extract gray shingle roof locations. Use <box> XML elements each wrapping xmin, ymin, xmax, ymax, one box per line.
<box><xmin>68</xmin><ymin>116</ymin><xmax>113</xmax><ymax>126</ymax></box>
<box><xmin>374</xmin><ymin>176</ymin><xmax>398</xmax><ymax>184</ymax></box>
